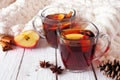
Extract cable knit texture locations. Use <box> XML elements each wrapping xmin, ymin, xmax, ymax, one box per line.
<box><xmin>0</xmin><ymin>0</ymin><xmax>15</xmax><ymax>9</ymax></box>
<box><xmin>0</xmin><ymin>0</ymin><xmax>53</xmax><ymax>35</ymax></box>
<box><xmin>0</xmin><ymin>0</ymin><xmax>120</xmax><ymax>59</ymax></box>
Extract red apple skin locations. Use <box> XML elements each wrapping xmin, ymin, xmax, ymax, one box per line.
<box><xmin>14</xmin><ymin>30</ymin><xmax>40</xmax><ymax>48</ymax></box>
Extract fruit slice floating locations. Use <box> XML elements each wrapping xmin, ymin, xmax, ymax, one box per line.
<box><xmin>60</xmin><ymin>22</ymin><xmax>71</xmax><ymax>29</ymax></box>
<box><xmin>48</xmin><ymin>14</ymin><xmax>65</xmax><ymax>20</ymax></box>
<box><xmin>14</xmin><ymin>30</ymin><xmax>40</xmax><ymax>48</ymax></box>
<box><xmin>65</xmin><ymin>33</ymin><xmax>84</xmax><ymax>40</ymax></box>
<box><xmin>49</xmin><ymin>24</ymin><xmax>57</xmax><ymax>30</ymax></box>
<box><xmin>65</xmin><ymin>11</ymin><xmax>73</xmax><ymax>18</ymax></box>
<box><xmin>56</xmin><ymin>14</ymin><xmax>65</xmax><ymax>20</ymax></box>
<box><xmin>80</xmin><ymin>39</ymin><xmax>91</xmax><ymax>52</ymax></box>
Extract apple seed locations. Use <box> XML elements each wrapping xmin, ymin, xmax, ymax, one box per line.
<box><xmin>24</xmin><ymin>35</ymin><xmax>30</xmax><ymax>40</ymax></box>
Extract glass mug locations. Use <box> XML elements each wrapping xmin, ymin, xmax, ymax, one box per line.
<box><xmin>57</xmin><ymin>20</ymin><xmax>110</xmax><ymax>72</ymax></box>
<box><xmin>33</xmin><ymin>6</ymin><xmax>76</xmax><ymax>48</ymax></box>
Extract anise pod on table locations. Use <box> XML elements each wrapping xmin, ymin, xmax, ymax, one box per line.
<box><xmin>39</xmin><ymin>60</ymin><xmax>64</xmax><ymax>74</ymax></box>
<box><xmin>97</xmin><ymin>59</ymin><xmax>120</xmax><ymax>80</ymax></box>
<box><xmin>40</xmin><ymin>60</ymin><xmax>51</xmax><ymax>68</ymax></box>
<box><xmin>50</xmin><ymin>65</ymin><xmax>64</xmax><ymax>74</ymax></box>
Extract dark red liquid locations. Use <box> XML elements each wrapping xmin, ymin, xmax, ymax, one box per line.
<box><xmin>43</xmin><ymin>22</ymin><xmax>58</xmax><ymax>48</ymax></box>
<box><xmin>43</xmin><ymin>13</ymin><xmax>74</xmax><ymax>48</ymax></box>
<box><xmin>59</xmin><ymin>29</ymin><xmax>96</xmax><ymax>70</ymax></box>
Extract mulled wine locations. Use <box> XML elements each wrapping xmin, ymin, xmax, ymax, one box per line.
<box><xmin>43</xmin><ymin>12</ymin><xmax>74</xmax><ymax>48</ymax></box>
<box><xmin>59</xmin><ymin>29</ymin><xmax>96</xmax><ymax>70</ymax></box>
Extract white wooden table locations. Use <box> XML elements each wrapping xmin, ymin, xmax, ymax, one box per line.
<box><xmin>0</xmin><ymin>39</ymin><xmax>112</xmax><ymax>80</ymax></box>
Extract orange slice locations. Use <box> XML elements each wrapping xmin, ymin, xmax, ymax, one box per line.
<box><xmin>56</xmin><ymin>14</ymin><xmax>65</xmax><ymax>20</ymax></box>
<box><xmin>65</xmin><ymin>33</ymin><xmax>84</xmax><ymax>40</ymax></box>
<box><xmin>65</xmin><ymin>11</ymin><xmax>73</xmax><ymax>18</ymax></box>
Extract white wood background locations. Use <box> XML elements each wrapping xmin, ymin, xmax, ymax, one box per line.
<box><xmin>0</xmin><ymin>39</ymin><xmax>112</xmax><ymax>80</ymax></box>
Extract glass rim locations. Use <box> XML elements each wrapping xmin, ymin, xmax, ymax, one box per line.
<box><xmin>57</xmin><ymin>20</ymin><xmax>100</xmax><ymax>41</ymax></box>
<box><xmin>41</xmin><ymin>6</ymin><xmax>76</xmax><ymax>22</ymax></box>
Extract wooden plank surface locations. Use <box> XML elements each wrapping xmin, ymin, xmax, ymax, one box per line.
<box><xmin>0</xmin><ymin>39</ymin><xmax>112</xmax><ymax>80</ymax></box>
<box><xmin>0</xmin><ymin>47</ymin><xmax>24</xmax><ymax>80</ymax></box>
<box><xmin>57</xmin><ymin>50</ymin><xmax>96</xmax><ymax>80</ymax></box>
<box><xmin>0</xmin><ymin>50</ymin><xmax>7</xmax><ymax>65</ymax></box>
<box><xmin>16</xmin><ymin>39</ymin><xmax>56</xmax><ymax>80</ymax></box>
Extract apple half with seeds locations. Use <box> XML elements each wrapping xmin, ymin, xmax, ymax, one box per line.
<box><xmin>14</xmin><ymin>30</ymin><xmax>40</xmax><ymax>48</ymax></box>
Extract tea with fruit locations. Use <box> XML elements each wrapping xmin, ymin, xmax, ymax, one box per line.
<box><xmin>43</xmin><ymin>11</ymin><xmax>74</xmax><ymax>48</ymax></box>
<box><xmin>59</xmin><ymin>29</ymin><xmax>96</xmax><ymax>70</ymax></box>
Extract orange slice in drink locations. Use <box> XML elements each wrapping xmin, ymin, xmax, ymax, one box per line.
<box><xmin>65</xmin><ymin>11</ymin><xmax>73</xmax><ymax>18</ymax></box>
<box><xmin>49</xmin><ymin>24</ymin><xmax>57</xmax><ymax>30</ymax></box>
<box><xmin>47</xmin><ymin>13</ymin><xmax>65</xmax><ymax>20</ymax></box>
<box><xmin>65</xmin><ymin>33</ymin><xmax>84</xmax><ymax>40</ymax></box>
<box><xmin>80</xmin><ymin>39</ymin><xmax>91</xmax><ymax>52</ymax></box>
<box><xmin>60</xmin><ymin>22</ymin><xmax>71</xmax><ymax>29</ymax></box>
<box><xmin>55</xmin><ymin>14</ymin><xmax>65</xmax><ymax>20</ymax></box>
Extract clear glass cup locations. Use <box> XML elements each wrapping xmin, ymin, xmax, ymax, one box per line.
<box><xmin>33</xmin><ymin>6</ymin><xmax>76</xmax><ymax>49</ymax></box>
<box><xmin>57</xmin><ymin>20</ymin><xmax>110</xmax><ymax>72</ymax></box>
<box><xmin>33</xmin><ymin>7</ymin><xmax>76</xmax><ymax>72</ymax></box>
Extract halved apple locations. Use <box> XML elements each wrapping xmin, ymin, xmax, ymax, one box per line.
<box><xmin>14</xmin><ymin>30</ymin><xmax>40</xmax><ymax>48</ymax></box>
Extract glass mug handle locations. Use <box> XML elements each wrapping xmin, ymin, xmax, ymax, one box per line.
<box><xmin>32</xmin><ymin>15</ymin><xmax>45</xmax><ymax>39</ymax></box>
<box><xmin>94</xmin><ymin>33</ymin><xmax>111</xmax><ymax>60</ymax></box>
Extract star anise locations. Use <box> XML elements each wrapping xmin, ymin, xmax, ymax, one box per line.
<box><xmin>50</xmin><ymin>65</ymin><xmax>64</xmax><ymax>74</ymax></box>
<box><xmin>39</xmin><ymin>60</ymin><xmax>64</xmax><ymax>74</ymax></box>
<box><xmin>40</xmin><ymin>60</ymin><xmax>51</xmax><ymax>68</ymax></box>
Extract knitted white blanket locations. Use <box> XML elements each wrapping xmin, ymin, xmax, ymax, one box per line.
<box><xmin>0</xmin><ymin>0</ymin><xmax>120</xmax><ymax>60</ymax></box>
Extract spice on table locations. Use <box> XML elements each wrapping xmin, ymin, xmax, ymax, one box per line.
<box><xmin>1</xmin><ymin>35</ymin><xmax>14</xmax><ymax>45</ymax></box>
<box><xmin>40</xmin><ymin>60</ymin><xmax>51</xmax><ymax>68</ymax></box>
<box><xmin>0</xmin><ymin>41</ymin><xmax>13</xmax><ymax>51</ymax></box>
<box><xmin>39</xmin><ymin>60</ymin><xmax>64</xmax><ymax>75</ymax></box>
<box><xmin>50</xmin><ymin>65</ymin><xmax>64</xmax><ymax>74</ymax></box>
<box><xmin>97</xmin><ymin>59</ymin><xmax>120</xmax><ymax>80</ymax></box>
<box><xmin>0</xmin><ymin>34</ymin><xmax>14</xmax><ymax>51</ymax></box>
